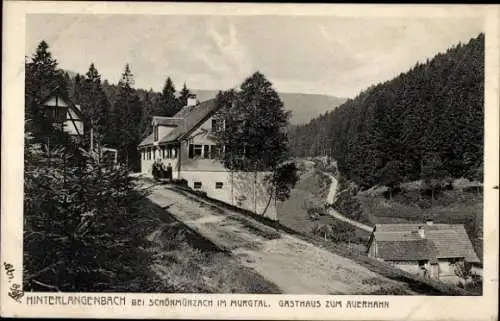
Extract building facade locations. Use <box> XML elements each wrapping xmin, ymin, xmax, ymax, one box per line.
<box><xmin>138</xmin><ymin>96</ymin><xmax>278</xmax><ymax>220</ymax></box>
<box><xmin>367</xmin><ymin>221</ymin><xmax>481</xmax><ymax>282</ymax></box>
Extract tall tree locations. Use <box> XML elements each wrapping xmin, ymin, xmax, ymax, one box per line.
<box><xmin>214</xmin><ymin>71</ymin><xmax>298</xmax><ymax>215</ymax></box>
<box><xmin>177</xmin><ymin>82</ymin><xmax>191</xmax><ymax>108</ymax></box>
<box><xmin>111</xmin><ymin>64</ymin><xmax>143</xmax><ymax>169</ymax></box>
<box><xmin>138</xmin><ymin>89</ymin><xmax>155</xmax><ymax>139</ymax></box>
<box><xmin>160</xmin><ymin>77</ymin><xmax>180</xmax><ymax>116</ymax></box>
<box><xmin>79</xmin><ymin>63</ymin><xmax>111</xmax><ymax>149</ymax></box>
<box><xmin>25</xmin><ymin>40</ymin><xmax>68</xmax><ymax>139</ymax></box>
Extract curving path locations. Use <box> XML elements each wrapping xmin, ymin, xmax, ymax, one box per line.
<box><xmin>322</xmin><ymin>172</ymin><xmax>373</xmax><ymax>233</ymax></box>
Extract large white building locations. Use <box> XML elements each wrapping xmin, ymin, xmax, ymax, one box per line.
<box><xmin>137</xmin><ymin>96</ymin><xmax>278</xmax><ymax>220</ymax></box>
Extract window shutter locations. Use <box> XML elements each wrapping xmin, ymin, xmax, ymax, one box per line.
<box><xmin>189</xmin><ymin>144</ymin><xmax>194</xmax><ymax>158</ymax></box>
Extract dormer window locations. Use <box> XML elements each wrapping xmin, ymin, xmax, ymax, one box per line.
<box><xmin>211</xmin><ymin>118</ymin><xmax>225</xmax><ymax>132</ymax></box>
<box><xmin>153</xmin><ymin>125</ymin><xmax>158</xmax><ymax>141</ymax></box>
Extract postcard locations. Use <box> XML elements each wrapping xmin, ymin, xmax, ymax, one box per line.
<box><xmin>1</xmin><ymin>1</ymin><xmax>499</xmax><ymax>320</ymax></box>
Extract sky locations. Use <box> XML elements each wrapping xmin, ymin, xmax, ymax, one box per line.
<box><xmin>25</xmin><ymin>14</ymin><xmax>484</xmax><ymax>98</ymax></box>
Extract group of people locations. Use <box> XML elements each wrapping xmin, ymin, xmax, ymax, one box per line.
<box><xmin>152</xmin><ymin>160</ymin><xmax>173</xmax><ymax>181</ymax></box>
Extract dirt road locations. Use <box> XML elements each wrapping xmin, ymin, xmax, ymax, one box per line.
<box><xmin>322</xmin><ymin>172</ymin><xmax>374</xmax><ymax>233</ymax></box>
<box><xmin>145</xmin><ymin>183</ymin><xmax>408</xmax><ymax>294</ymax></box>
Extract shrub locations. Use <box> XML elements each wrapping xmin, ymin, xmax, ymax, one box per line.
<box><xmin>172</xmin><ymin>178</ymin><xmax>188</xmax><ymax>186</ymax></box>
<box><xmin>23</xmin><ymin>134</ymin><xmax>158</xmax><ymax>292</ymax></box>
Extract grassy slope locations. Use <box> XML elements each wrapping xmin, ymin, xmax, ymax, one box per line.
<box><xmin>277</xmin><ymin>165</ymin><xmax>330</xmax><ymax>234</ymax></box>
<box><xmin>277</xmin><ymin>163</ymin><xmax>371</xmax><ymax>252</ymax></box>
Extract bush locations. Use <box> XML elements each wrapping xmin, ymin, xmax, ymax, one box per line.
<box><xmin>329</xmin><ymin>220</ymin><xmax>357</xmax><ymax>243</ymax></box>
<box><xmin>311</xmin><ymin>220</ymin><xmax>358</xmax><ymax>243</ymax></box>
<box><xmin>333</xmin><ymin>188</ymin><xmax>366</xmax><ymax>223</ymax></box>
<box><xmin>172</xmin><ymin>178</ymin><xmax>188</xmax><ymax>186</ymax></box>
<box><xmin>23</xmin><ymin>135</ymin><xmax>159</xmax><ymax>292</ymax></box>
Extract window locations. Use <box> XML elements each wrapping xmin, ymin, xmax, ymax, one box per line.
<box><xmin>195</xmin><ymin>145</ymin><xmax>202</xmax><ymax>158</ymax></box>
<box><xmin>55</xmin><ymin>107</ymin><xmax>67</xmax><ymax>122</ymax></box>
<box><xmin>211</xmin><ymin>119</ymin><xmax>218</xmax><ymax>132</ymax></box>
<box><xmin>215</xmin><ymin>182</ymin><xmax>223</xmax><ymax>189</ymax></box>
<box><xmin>147</xmin><ymin>148</ymin><xmax>151</xmax><ymax>160</ymax></box>
<box><xmin>210</xmin><ymin>145</ymin><xmax>218</xmax><ymax>159</ymax></box>
<box><xmin>153</xmin><ymin>125</ymin><xmax>158</xmax><ymax>141</ymax></box>
<box><xmin>45</xmin><ymin>107</ymin><xmax>67</xmax><ymax>123</ymax></box>
<box><xmin>194</xmin><ymin>182</ymin><xmax>202</xmax><ymax>189</ymax></box>
<box><xmin>448</xmin><ymin>258</ymin><xmax>460</xmax><ymax>267</ymax></box>
<box><xmin>189</xmin><ymin>144</ymin><xmax>203</xmax><ymax>158</ymax></box>
<box><xmin>203</xmin><ymin>145</ymin><xmax>210</xmax><ymax>159</ymax></box>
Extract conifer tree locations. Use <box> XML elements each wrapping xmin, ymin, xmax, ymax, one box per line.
<box><xmin>160</xmin><ymin>77</ymin><xmax>180</xmax><ymax>116</ymax></box>
<box><xmin>139</xmin><ymin>89</ymin><xmax>155</xmax><ymax>139</ymax></box>
<box><xmin>25</xmin><ymin>41</ymin><xmax>66</xmax><ymax>138</ymax></box>
<box><xmin>178</xmin><ymin>82</ymin><xmax>191</xmax><ymax>108</ymax></box>
<box><xmin>111</xmin><ymin>64</ymin><xmax>143</xmax><ymax>169</ymax></box>
<box><xmin>79</xmin><ymin>63</ymin><xmax>111</xmax><ymax>149</ymax></box>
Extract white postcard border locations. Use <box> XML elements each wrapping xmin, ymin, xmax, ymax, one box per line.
<box><xmin>1</xmin><ymin>2</ymin><xmax>499</xmax><ymax>320</ymax></box>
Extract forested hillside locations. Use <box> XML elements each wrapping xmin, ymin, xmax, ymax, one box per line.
<box><xmin>289</xmin><ymin>33</ymin><xmax>484</xmax><ymax>189</ymax></box>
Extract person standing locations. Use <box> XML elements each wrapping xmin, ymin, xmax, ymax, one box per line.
<box><xmin>166</xmin><ymin>162</ymin><xmax>173</xmax><ymax>181</ymax></box>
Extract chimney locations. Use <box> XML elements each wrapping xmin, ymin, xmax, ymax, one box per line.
<box><xmin>426</xmin><ymin>219</ymin><xmax>434</xmax><ymax>226</ymax></box>
<box><xmin>418</xmin><ymin>226</ymin><xmax>425</xmax><ymax>239</ymax></box>
<box><xmin>187</xmin><ymin>94</ymin><xmax>198</xmax><ymax>107</ymax></box>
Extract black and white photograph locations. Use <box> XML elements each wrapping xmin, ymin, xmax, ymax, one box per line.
<box><xmin>2</xmin><ymin>2</ymin><xmax>499</xmax><ymax>320</ymax></box>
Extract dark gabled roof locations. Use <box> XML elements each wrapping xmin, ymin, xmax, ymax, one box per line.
<box><xmin>426</xmin><ymin>229</ymin><xmax>480</xmax><ymax>262</ymax></box>
<box><xmin>159</xmin><ymin>99</ymin><xmax>217</xmax><ymax>143</ymax></box>
<box><xmin>375</xmin><ymin>223</ymin><xmax>459</xmax><ymax>232</ymax></box>
<box><xmin>137</xmin><ymin>99</ymin><xmax>218</xmax><ymax>148</ymax></box>
<box><xmin>40</xmin><ymin>93</ymin><xmax>84</xmax><ymax>119</ymax></box>
<box><xmin>152</xmin><ymin>116</ymin><xmax>184</xmax><ymax>127</ymax></box>
<box><xmin>138</xmin><ymin>133</ymin><xmax>154</xmax><ymax>147</ymax></box>
<box><xmin>377</xmin><ymin>239</ymin><xmax>438</xmax><ymax>263</ymax></box>
<box><xmin>373</xmin><ymin>231</ymin><xmax>423</xmax><ymax>242</ymax></box>
<box><xmin>372</xmin><ymin>223</ymin><xmax>480</xmax><ymax>263</ymax></box>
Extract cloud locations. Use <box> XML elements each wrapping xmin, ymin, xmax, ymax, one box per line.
<box><xmin>26</xmin><ymin>14</ymin><xmax>483</xmax><ymax>97</ymax></box>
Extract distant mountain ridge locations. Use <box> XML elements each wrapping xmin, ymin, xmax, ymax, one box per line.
<box><xmin>63</xmin><ymin>70</ymin><xmax>346</xmax><ymax>125</ymax></box>
<box><xmin>190</xmin><ymin>89</ymin><xmax>346</xmax><ymax>125</ymax></box>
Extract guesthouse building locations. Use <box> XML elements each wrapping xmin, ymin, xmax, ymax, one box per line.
<box><xmin>137</xmin><ymin>95</ymin><xmax>278</xmax><ymax>220</ymax></box>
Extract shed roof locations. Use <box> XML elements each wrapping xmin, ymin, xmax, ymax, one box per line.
<box><xmin>372</xmin><ymin>223</ymin><xmax>480</xmax><ymax>263</ymax></box>
<box><xmin>377</xmin><ymin>239</ymin><xmax>438</xmax><ymax>263</ymax></box>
